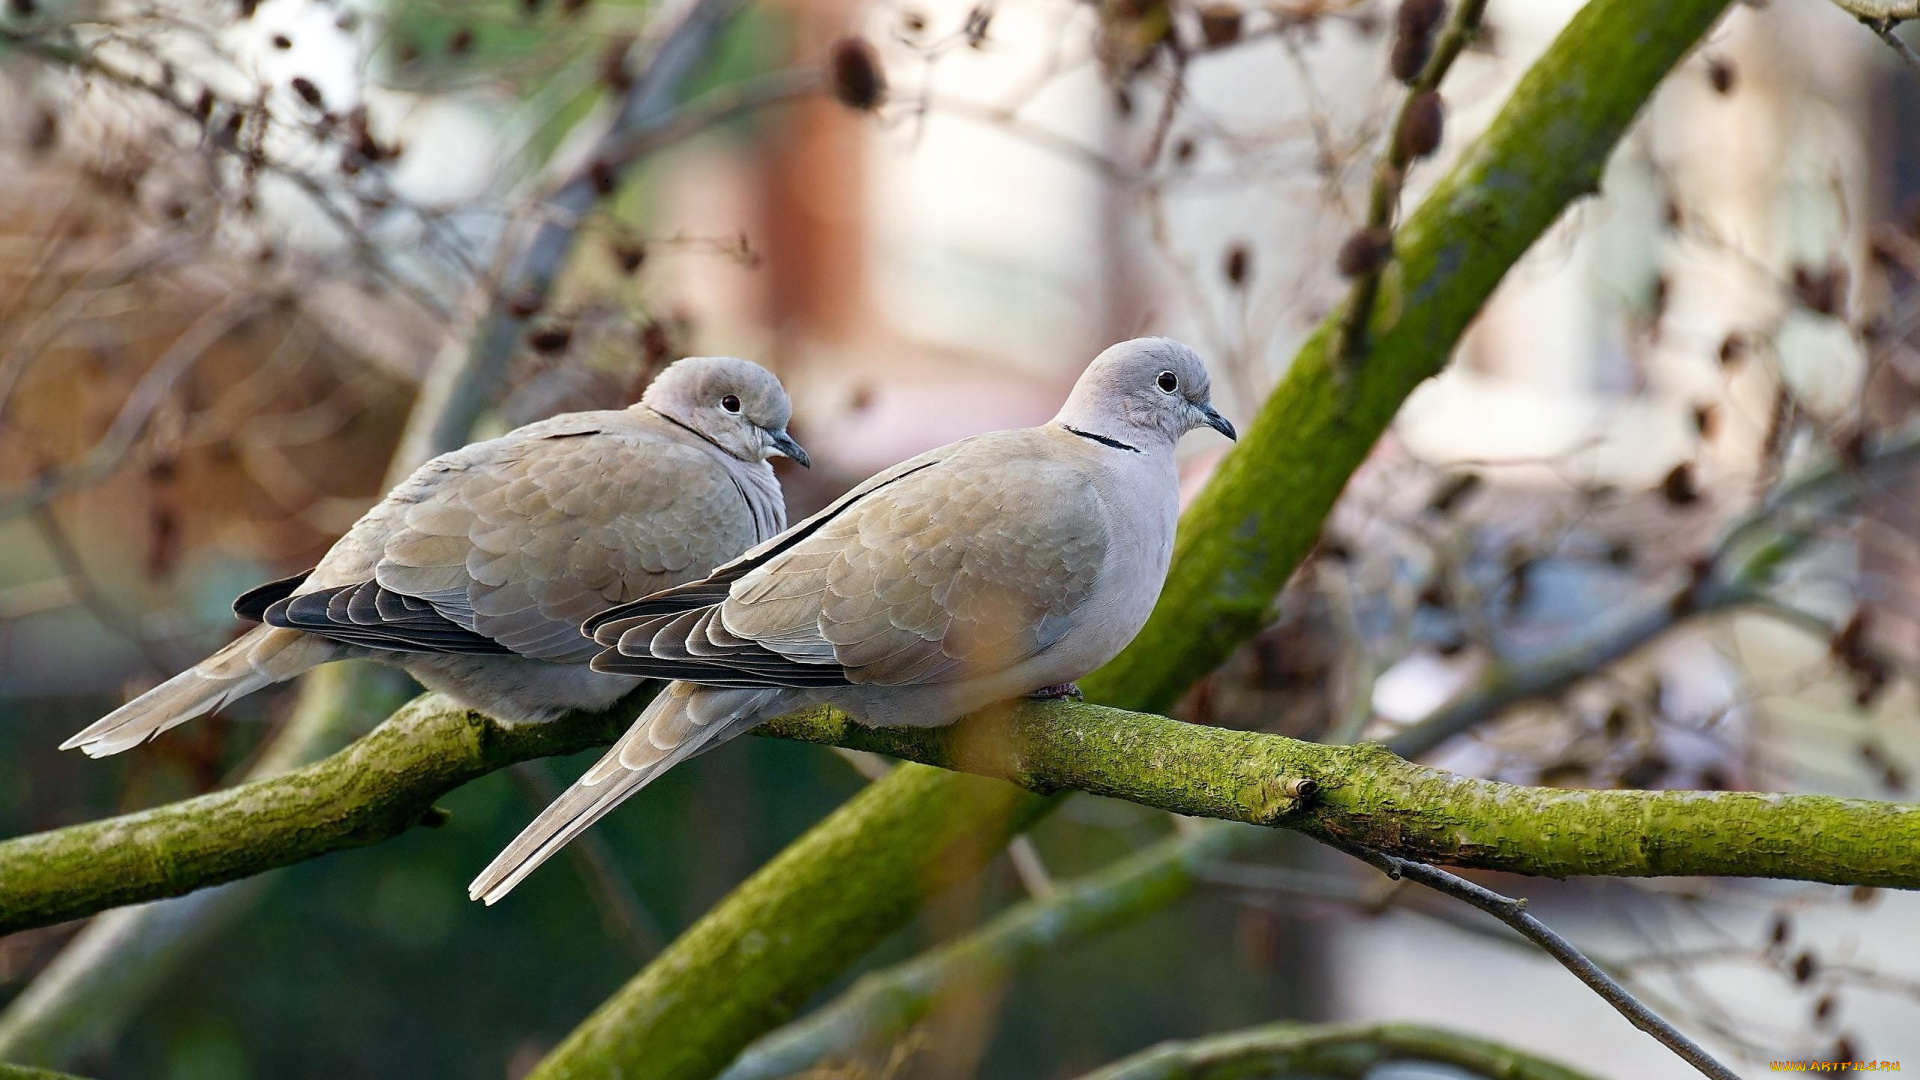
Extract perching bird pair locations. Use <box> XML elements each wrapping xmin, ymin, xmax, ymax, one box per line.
<box><xmin>60</xmin><ymin>337</ymin><xmax>1236</xmax><ymax>904</ymax></box>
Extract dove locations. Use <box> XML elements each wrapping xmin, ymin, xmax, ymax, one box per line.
<box><xmin>469</xmin><ymin>337</ymin><xmax>1234</xmax><ymax>903</ymax></box>
<box><xmin>60</xmin><ymin>356</ymin><xmax>807</xmax><ymax>758</ymax></box>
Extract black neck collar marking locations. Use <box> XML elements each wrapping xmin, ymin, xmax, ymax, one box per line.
<box><xmin>650</xmin><ymin>406</ymin><xmax>735</xmax><ymax>458</ymax></box>
<box><xmin>1062</xmin><ymin>424</ymin><xmax>1140</xmax><ymax>453</ymax></box>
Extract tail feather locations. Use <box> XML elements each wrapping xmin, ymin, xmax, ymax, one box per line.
<box><xmin>468</xmin><ymin>684</ymin><xmax>773</xmax><ymax>905</ymax></box>
<box><xmin>60</xmin><ymin>627</ymin><xmax>329</xmax><ymax>758</ymax></box>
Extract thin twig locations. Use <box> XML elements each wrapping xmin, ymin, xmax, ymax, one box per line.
<box><xmin>0</xmin><ymin>292</ymin><xmax>268</xmax><ymax>522</ymax></box>
<box><xmin>1372</xmin><ymin>856</ymin><xmax>1739</xmax><ymax>1080</ymax></box>
<box><xmin>1385</xmin><ymin>425</ymin><xmax>1920</xmax><ymax>758</ymax></box>
<box><xmin>1332</xmin><ymin>0</ymin><xmax>1490</xmax><ymax>365</ymax></box>
<box><xmin>507</xmin><ymin>763</ymin><xmax>664</xmax><ymax>961</ymax></box>
<box><xmin>1863</xmin><ymin>16</ymin><xmax>1920</xmax><ymax>73</ymax></box>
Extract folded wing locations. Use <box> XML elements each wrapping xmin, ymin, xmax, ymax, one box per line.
<box><xmin>250</xmin><ymin>422</ymin><xmax>768</xmax><ymax>663</ymax></box>
<box><xmin>590</xmin><ymin>430</ymin><xmax>1109</xmax><ymax>688</ymax></box>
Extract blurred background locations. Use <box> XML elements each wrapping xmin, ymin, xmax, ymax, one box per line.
<box><xmin>2</xmin><ymin>0</ymin><xmax>1920</xmax><ymax>1075</ymax></box>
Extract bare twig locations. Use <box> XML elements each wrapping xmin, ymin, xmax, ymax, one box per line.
<box><xmin>1371</xmin><ymin>856</ymin><xmax>1739</xmax><ymax>1080</ymax></box>
<box><xmin>390</xmin><ymin>0</ymin><xmax>752</xmax><ymax>474</ymax></box>
<box><xmin>507</xmin><ymin>762</ymin><xmax>664</xmax><ymax>961</ymax></box>
<box><xmin>1386</xmin><ymin>425</ymin><xmax>1920</xmax><ymax>758</ymax></box>
<box><xmin>1332</xmin><ymin>0</ymin><xmax>1490</xmax><ymax>365</ymax></box>
<box><xmin>1869</xmin><ymin>19</ymin><xmax>1920</xmax><ymax>74</ymax></box>
<box><xmin>0</xmin><ymin>292</ymin><xmax>267</xmax><ymax>522</ymax></box>
<box><xmin>1069</xmin><ymin>1019</ymin><xmax>1598</xmax><ymax>1080</ymax></box>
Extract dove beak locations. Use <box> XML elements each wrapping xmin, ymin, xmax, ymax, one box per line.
<box><xmin>1199</xmin><ymin>405</ymin><xmax>1236</xmax><ymax>442</ymax></box>
<box><xmin>768</xmin><ymin>429</ymin><xmax>811</xmax><ymax>468</ymax></box>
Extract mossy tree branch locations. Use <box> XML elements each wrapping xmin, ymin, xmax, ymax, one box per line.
<box><xmin>6</xmin><ymin>691</ymin><xmax>1917</xmax><ymax>938</ymax></box>
<box><xmin>534</xmin><ymin>1</ymin><xmax>1741</xmax><ymax>1076</ymax></box>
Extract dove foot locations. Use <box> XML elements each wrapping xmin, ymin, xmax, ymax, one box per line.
<box><xmin>1027</xmin><ymin>682</ymin><xmax>1083</xmax><ymax>701</ymax></box>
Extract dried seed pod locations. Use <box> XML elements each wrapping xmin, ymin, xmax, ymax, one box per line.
<box><xmin>1791</xmin><ymin>263</ymin><xmax>1847</xmax><ymax>316</ymax></box>
<box><xmin>1396</xmin><ymin>90</ymin><xmax>1444</xmax><ymax>159</ymax></box>
<box><xmin>588</xmin><ymin>158</ymin><xmax>617</xmax><ymax>196</ymax></box>
<box><xmin>640</xmin><ymin>319</ymin><xmax>672</xmax><ymax>365</ymax></box>
<box><xmin>1792</xmin><ymin>951</ymin><xmax>1817</xmax><ymax>985</ymax></box>
<box><xmin>1222</xmin><ymin>243</ymin><xmax>1252</xmax><ymax>287</ymax></box>
<box><xmin>290</xmin><ymin>76</ymin><xmax>324</xmax><ymax>110</ymax></box>
<box><xmin>25</xmin><ymin>106</ymin><xmax>56</xmax><ymax>156</ymax></box>
<box><xmin>1706</xmin><ymin>56</ymin><xmax>1735</xmax><ymax>95</ymax></box>
<box><xmin>1426</xmin><ymin>471</ymin><xmax>1480</xmax><ymax>515</ymax></box>
<box><xmin>527</xmin><ymin>324</ymin><xmax>572</xmax><ymax>353</ymax></box>
<box><xmin>1659</xmin><ymin>462</ymin><xmax>1700</xmax><ymax>507</ymax></box>
<box><xmin>506</xmin><ymin>290</ymin><xmax>544</xmax><ymax>319</ymax></box>
<box><xmin>1390</xmin><ymin>0</ymin><xmax>1444</xmax><ymax>82</ymax></box>
<box><xmin>599</xmin><ymin>34</ymin><xmax>634</xmax><ymax>92</ymax></box>
<box><xmin>611</xmin><ymin>241</ymin><xmax>647</xmax><ymax>275</ymax></box>
<box><xmin>1691</xmin><ymin>403</ymin><xmax>1717</xmax><ymax>439</ymax></box>
<box><xmin>1335</xmin><ymin>227</ymin><xmax>1394</xmax><ymax>278</ymax></box>
<box><xmin>1197</xmin><ymin>3</ymin><xmax>1242</xmax><ymax>47</ymax></box>
<box><xmin>829</xmin><ymin>37</ymin><xmax>887</xmax><ymax>111</ymax></box>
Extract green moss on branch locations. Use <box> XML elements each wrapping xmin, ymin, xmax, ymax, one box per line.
<box><xmin>0</xmin><ymin>695</ymin><xmax>639</xmax><ymax>935</ymax></box>
<box><xmin>759</xmin><ymin>703</ymin><xmax>1920</xmax><ymax>887</ymax></box>
<box><xmin>8</xmin><ymin>691</ymin><xmax>1916</xmax><ymax>940</ymax></box>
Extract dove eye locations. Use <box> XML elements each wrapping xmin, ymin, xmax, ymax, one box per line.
<box><xmin>721</xmin><ymin>394</ymin><xmax>742</xmax><ymax>413</ymax></box>
<box><xmin>1155</xmin><ymin>371</ymin><xmax>1178</xmax><ymax>394</ymax></box>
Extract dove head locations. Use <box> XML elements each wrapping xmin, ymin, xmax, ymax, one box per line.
<box><xmin>641</xmin><ymin>356</ymin><xmax>809</xmax><ymax>467</ymax></box>
<box><xmin>1054</xmin><ymin>337</ymin><xmax>1236</xmax><ymax>450</ymax></box>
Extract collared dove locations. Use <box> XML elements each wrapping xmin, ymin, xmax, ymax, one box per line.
<box><xmin>60</xmin><ymin>356</ymin><xmax>806</xmax><ymax>758</ymax></box>
<box><xmin>470</xmin><ymin>337</ymin><xmax>1234</xmax><ymax>903</ymax></box>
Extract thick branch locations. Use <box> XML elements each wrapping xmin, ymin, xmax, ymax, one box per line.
<box><xmin>1067</xmin><ymin>1021</ymin><xmax>1597</xmax><ymax>1080</ymax></box>
<box><xmin>6</xmin><ymin>692</ymin><xmax>1917</xmax><ymax>937</ymax></box>
<box><xmin>717</xmin><ymin>823</ymin><xmax>1255</xmax><ymax>1080</ymax></box>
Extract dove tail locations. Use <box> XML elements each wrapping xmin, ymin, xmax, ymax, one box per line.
<box><xmin>60</xmin><ymin>627</ymin><xmax>332</xmax><ymax>758</ymax></box>
<box><xmin>468</xmin><ymin>683</ymin><xmax>776</xmax><ymax>905</ymax></box>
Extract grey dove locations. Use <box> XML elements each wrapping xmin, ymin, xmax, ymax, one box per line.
<box><xmin>469</xmin><ymin>337</ymin><xmax>1234</xmax><ymax>903</ymax></box>
<box><xmin>61</xmin><ymin>356</ymin><xmax>806</xmax><ymax>758</ymax></box>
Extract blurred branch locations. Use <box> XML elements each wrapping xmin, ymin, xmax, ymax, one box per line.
<box><xmin>717</xmin><ymin>824</ymin><xmax>1252</xmax><ymax>1080</ymax></box>
<box><xmin>1331</xmin><ymin>0</ymin><xmax>1490</xmax><ymax>365</ymax></box>
<box><xmin>0</xmin><ymin>664</ymin><xmax>413</xmax><ymax>1066</ymax></box>
<box><xmin>9</xmin><ymin>687</ymin><xmax>1920</xmax><ymax>938</ymax></box>
<box><xmin>1374</xmin><ymin>858</ymin><xmax>1736</xmax><ymax>1080</ymax></box>
<box><xmin>0</xmin><ymin>26</ymin><xmax>453</xmax><ymax>321</ymax></box>
<box><xmin>0</xmin><ymin>1062</ymin><xmax>93</xmax><ymax>1080</ymax></box>
<box><xmin>534</xmin><ymin>3</ymin><xmax>1743</xmax><ymax>1076</ymax></box>
<box><xmin>506</xmin><ymin>762</ymin><xmax>664</xmax><ymax>961</ymax></box>
<box><xmin>391</xmin><ymin>0</ymin><xmax>752</xmax><ymax>472</ymax></box>
<box><xmin>1866</xmin><ymin>19</ymin><xmax>1920</xmax><ymax>73</ymax></box>
<box><xmin>1386</xmin><ymin>426</ymin><xmax>1920</xmax><ymax>759</ymax></box>
<box><xmin>1066</xmin><ymin>1020</ymin><xmax>1597</xmax><ymax>1080</ymax></box>
<box><xmin>0</xmin><ymin>292</ymin><xmax>266</xmax><ymax>522</ymax></box>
